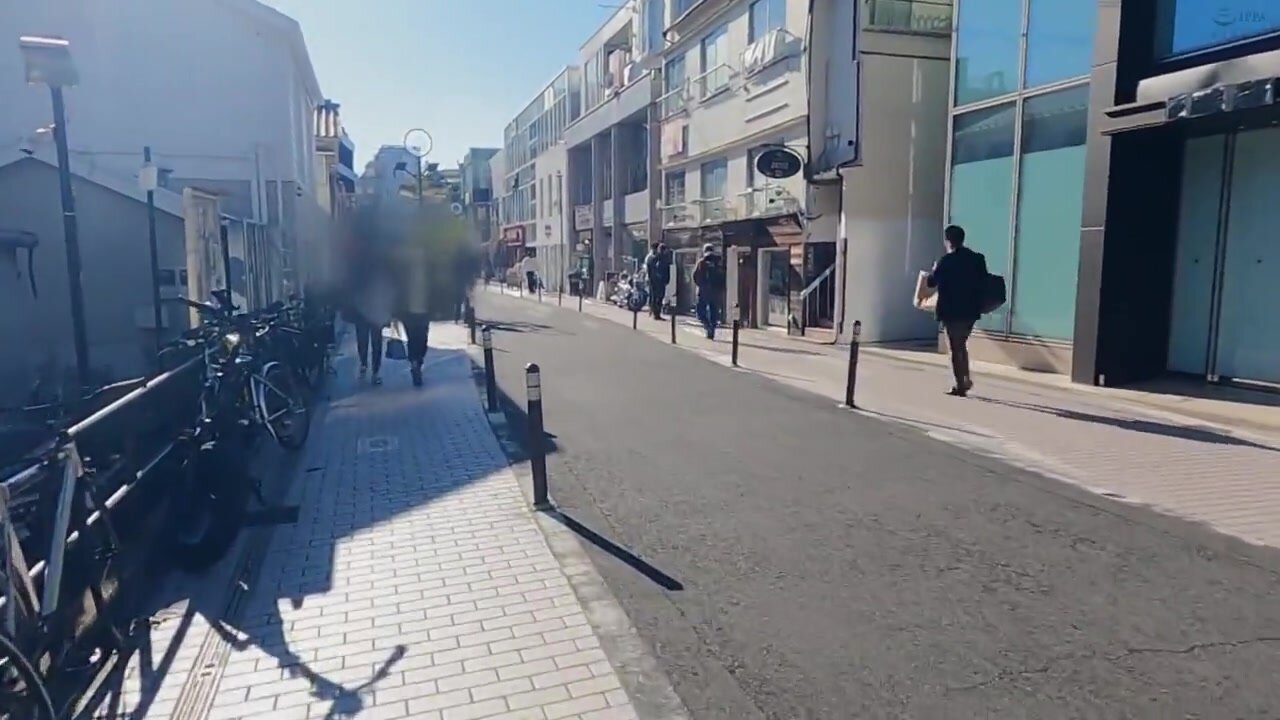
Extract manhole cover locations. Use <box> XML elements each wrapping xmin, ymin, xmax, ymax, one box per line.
<box><xmin>357</xmin><ymin>436</ymin><xmax>399</xmax><ymax>453</ymax></box>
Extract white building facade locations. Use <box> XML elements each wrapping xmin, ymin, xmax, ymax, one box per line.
<box><xmin>0</xmin><ymin>0</ymin><xmax>328</xmax><ymax>297</ymax></box>
<box><xmin>494</xmin><ymin>67</ymin><xmax>582</xmax><ymax>292</ymax></box>
<box><xmin>808</xmin><ymin>0</ymin><xmax>952</xmax><ymax>343</ymax></box>
<box><xmin>657</xmin><ymin>0</ymin><xmax>812</xmax><ymax>324</ymax></box>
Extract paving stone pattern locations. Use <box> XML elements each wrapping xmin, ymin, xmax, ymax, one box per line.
<box><xmin>101</xmin><ymin>331</ymin><xmax>638</xmax><ymax>720</ymax></box>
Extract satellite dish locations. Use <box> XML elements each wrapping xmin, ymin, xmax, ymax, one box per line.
<box><xmin>403</xmin><ymin>128</ymin><xmax>433</xmax><ymax>158</ymax></box>
<box><xmin>450</xmin><ymin>202</ymin><xmax>464</xmax><ymax>215</ymax></box>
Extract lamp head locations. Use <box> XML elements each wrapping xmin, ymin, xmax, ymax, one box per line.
<box><xmin>19</xmin><ymin>35</ymin><xmax>77</xmax><ymax>87</ymax></box>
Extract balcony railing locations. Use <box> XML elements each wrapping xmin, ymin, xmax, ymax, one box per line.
<box><xmin>693</xmin><ymin>196</ymin><xmax>734</xmax><ymax>224</ymax></box>
<box><xmin>865</xmin><ymin>0</ymin><xmax>952</xmax><ymax>34</ymax></box>
<box><xmin>738</xmin><ymin>186</ymin><xmax>802</xmax><ymax>219</ymax></box>
<box><xmin>660</xmin><ymin>202</ymin><xmax>698</xmax><ymax>228</ymax></box>
<box><xmin>695</xmin><ymin>64</ymin><xmax>735</xmax><ymax>100</ymax></box>
<box><xmin>658</xmin><ymin>83</ymin><xmax>690</xmax><ymax>118</ymax></box>
<box><xmin>742</xmin><ymin>28</ymin><xmax>802</xmax><ymax>77</ymax></box>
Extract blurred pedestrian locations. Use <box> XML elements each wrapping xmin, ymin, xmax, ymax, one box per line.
<box><xmin>644</xmin><ymin>242</ymin><xmax>670</xmax><ymax>320</ymax></box>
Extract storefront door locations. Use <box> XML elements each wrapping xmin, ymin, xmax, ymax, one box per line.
<box><xmin>1168</xmin><ymin>127</ymin><xmax>1280</xmax><ymax>386</ymax></box>
<box><xmin>759</xmin><ymin>248</ymin><xmax>790</xmax><ymax>328</ymax></box>
<box><xmin>1214</xmin><ymin>126</ymin><xmax>1280</xmax><ymax>385</ymax></box>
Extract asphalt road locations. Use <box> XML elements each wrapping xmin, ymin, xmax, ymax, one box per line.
<box><xmin>474</xmin><ymin>291</ymin><xmax>1280</xmax><ymax>720</ymax></box>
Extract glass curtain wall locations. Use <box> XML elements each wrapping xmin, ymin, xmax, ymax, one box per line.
<box><xmin>946</xmin><ymin>0</ymin><xmax>1095</xmax><ymax>341</ymax></box>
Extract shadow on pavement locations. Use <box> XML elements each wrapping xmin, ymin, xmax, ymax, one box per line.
<box><xmin>90</xmin><ymin>343</ymin><xmax>496</xmax><ymax>719</ymax></box>
<box><xmin>975</xmin><ymin>397</ymin><xmax>1280</xmax><ymax>451</ymax></box>
<box><xmin>548</xmin><ymin>510</ymin><xmax>684</xmax><ymax>591</ymax></box>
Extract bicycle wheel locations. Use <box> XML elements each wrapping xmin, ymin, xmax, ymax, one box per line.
<box><xmin>0</xmin><ymin>633</ymin><xmax>55</xmax><ymax>720</ymax></box>
<box><xmin>167</xmin><ymin>440</ymin><xmax>252</xmax><ymax>573</ymax></box>
<box><xmin>260</xmin><ymin>364</ymin><xmax>310</xmax><ymax>450</ymax></box>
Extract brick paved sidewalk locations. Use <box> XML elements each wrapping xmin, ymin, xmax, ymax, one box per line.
<box><xmin>104</xmin><ymin>325</ymin><xmax>643</xmax><ymax>720</ymax></box>
<box><xmin>482</xmin><ymin>285</ymin><xmax>1280</xmax><ymax>551</ymax></box>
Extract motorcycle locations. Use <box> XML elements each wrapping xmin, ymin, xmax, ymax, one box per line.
<box><xmin>612</xmin><ymin>272</ymin><xmax>649</xmax><ymax>313</ymax></box>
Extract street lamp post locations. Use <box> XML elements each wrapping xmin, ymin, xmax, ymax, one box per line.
<box><xmin>400</xmin><ymin>128</ymin><xmax>432</xmax><ymax>206</ymax></box>
<box><xmin>139</xmin><ymin>147</ymin><xmax>164</xmax><ymax>362</ymax></box>
<box><xmin>20</xmin><ymin>35</ymin><xmax>91</xmax><ymax>391</ymax></box>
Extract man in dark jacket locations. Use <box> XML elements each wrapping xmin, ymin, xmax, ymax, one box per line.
<box><xmin>644</xmin><ymin>242</ymin><xmax>671</xmax><ymax>319</ymax></box>
<box><xmin>692</xmin><ymin>243</ymin><xmax>725</xmax><ymax>339</ymax></box>
<box><xmin>927</xmin><ymin>225</ymin><xmax>987</xmax><ymax>397</ymax></box>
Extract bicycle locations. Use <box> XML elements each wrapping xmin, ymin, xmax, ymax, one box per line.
<box><xmin>177</xmin><ymin>296</ymin><xmax>311</xmax><ymax>451</ymax></box>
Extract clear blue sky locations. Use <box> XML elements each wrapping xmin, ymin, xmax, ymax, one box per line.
<box><xmin>264</xmin><ymin>1</ymin><xmax>616</xmax><ymax>169</ymax></box>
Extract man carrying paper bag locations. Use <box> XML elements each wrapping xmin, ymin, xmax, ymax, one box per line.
<box><xmin>919</xmin><ymin>225</ymin><xmax>989</xmax><ymax>397</ymax></box>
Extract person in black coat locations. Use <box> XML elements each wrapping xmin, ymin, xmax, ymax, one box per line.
<box><xmin>927</xmin><ymin>225</ymin><xmax>987</xmax><ymax>397</ymax></box>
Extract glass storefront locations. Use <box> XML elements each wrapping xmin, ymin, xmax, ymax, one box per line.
<box><xmin>1168</xmin><ymin>128</ymin><xmax>1280</xmax><ymax>385</ymax></box>
<box><xmin>948</xmin><ymin>0</ymin><xmax>1093</xmax><ymax>342</ymax></box>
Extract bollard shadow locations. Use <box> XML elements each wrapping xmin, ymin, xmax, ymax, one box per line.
<box><xmin>469</xmin><ymin>360</ymin><xmax>561</xmax><ymax>463</ymax></box>
<box><xmin>548</xmin><ymin>510</ymin><xmax>684</xmax><ymax>592</ymax></box>
<box><xmin>475</xmin><ymin>319</ymin><xmax>564</xmax><ymax>336</ymax></box>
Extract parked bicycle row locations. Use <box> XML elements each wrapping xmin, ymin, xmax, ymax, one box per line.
<box><xmin>0</xmin><ymin>290</ymin><xmax>333</xmax><ymax>720</ymax></box>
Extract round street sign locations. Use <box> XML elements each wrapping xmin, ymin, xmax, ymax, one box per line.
<box><xmin>755</xmin><ymin>147</ymin><xmax>803</xmax><ymax>179</ymax></box>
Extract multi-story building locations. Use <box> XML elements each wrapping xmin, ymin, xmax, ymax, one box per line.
<box><xmin>358</xmin><ymin>145</ymin><xmax>421</xmax><ymax>199</ymax></box>
<box><xmin>562</xmin><ymin>0</ymin><xmax>665</xmax><ymax>292</ymax></box>
<box><xmin>460</xmin><ymin>147</ymin><xmax>499</xmax><ymax>249</ymax></box>
<box><xmin>494</xmin><ymin>67</ymin><xmax>582</xmax><ymax>291</ymax></box>
<box><xmin>809</xmin><ymin>0</ymin><xmax>953</xmax><ymax>343</ymax></box>
<box><xmin>1072</xmin><ymin>0</ymin><xmax>1279</xmax><ymax>390</ymax></box>
<box><xmin>313</xmin><ymin>99</ymin><xmax>356</xmax><ymax>286</ymax></box>
<box><xmin>656</xmin><ymin>0</ymin><xmax>814</xmax><ymax>321</ymax></box>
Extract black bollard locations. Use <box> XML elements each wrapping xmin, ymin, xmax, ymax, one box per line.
<box><xmin>538</xmin><ymin>282</ymin><xmax>543</xmax><ymax>303</ymax></box>
<box><xmin>525</xmin><ymin>363</ymin><xmax>551</xmax><ymax>510</ymax></box>
<box><xmin>670</xmin><ymin>311</ymin><xmax>677</xmax><ymax>344</ymax></box>
<box><xmin>482</xmin><ymin>326</ymin><xmax>498</xmax><ymax>413</ymax></box>
<box><xmin>632</xmin><ymin>306</ymin><xmax>638</xmax><ymax>329</ymax></box>
<box><xmin>731</xmin><ymin>320</ymin><xmax>740</xmax><ymax>367</ymax></box>
<box><xmin>577</xmin><ymin>289</ymin><xmax>583</xmax><ymax>313</ymax></box>
<box><xmin>844</xmin><ymin>320</ymin><xmax>862</xmax><ymax>408</ymax></box>
<box><xmin>466</xmin><ymin>304</ymin><xmax>476</xmax><ymax>345</ymax></box>
<box><xmin>558</xmin><ymin>285</ymin><xmax>563</xmax><ymax>307</ymax></box>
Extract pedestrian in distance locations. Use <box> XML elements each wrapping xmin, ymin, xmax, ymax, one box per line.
<box><xmin>520</xmin><ymin>251</ymin><xmax>539</xmax><ymax>293</ymax></box>
<box><xmin>926</xmin><ymin>224</ymin><xmax>988</xmax><ymax>397</ymax></box>
<box><xmin>692</xmin><ymin>243</ymin><xmax>725</xmax><ymax>340</ymax></box>
<box><xmin>644</xmin><ymin>242</ymin><xmax>671</xmax><ymax>320</ymax></box>
<box><xmin>397</xmin><ymin>241</ymin><xmax>432</xmax><ymax>387</ymax></box>
<box><xmin>351</xmin><ymin>271</ymin><xmax>393</xmax><ymax>386</ymax></box>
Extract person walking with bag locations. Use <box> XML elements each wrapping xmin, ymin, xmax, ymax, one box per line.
<box><xmin>692</xmin><ymin>243</ymin><xmax>725</xmax><ymax>340</ymax></box>
<box><xmin>351</xmin><ymin>261</ymin><xmax>394</xmax><ymax>386</ymax></box>
<box><xmin>926</xmin><ymin>225</ymin><xmax>987</xmax><ymax>397</ymax></box>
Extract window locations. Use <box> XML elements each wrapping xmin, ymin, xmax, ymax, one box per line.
<box><xmin>700</xmin><ymin>25</ymin><xmax>731</xmax><ymax>97</ymax></box>
<box><xmin>1010</xmin><ymin>85</ymin><xmax>1088</xmax><ymax>340</ymax></box>
<box><xmin>664</xmin><ymin>55</ymin><xmax>686</xmax><ymax>94</ymax></box>
<box><xmin>700</xmin><ymin>158</ymin><xmax>728</xmax><ymax>199</ymax></box>
<box><xmin>1155</xmin><ymin>0</ymin><xmax>1280</xmax><ymax>58</ymax></box>
<box><xmin>748</xmin><ymin>0</ymin><xmax>786</xmax><ymax>42</ymax></box>
<box><xmin>948</xmin><ymin>103</ymin><xmax>1016</xmax><ymax>332</ymax></box>
<box><xmin>665</xmin><ymin>170</ymin><xmax>687</xmax><ymax>204</ymax></box>
<box><xmin>954</xmin><ymin>0</ymin><xmax>1021</xmax><ymax>106</ymax></box>
<box><xmin>1024</xmin><ymin>0</ymin><xmax>1097</xmax><ymax>88</ymax></box>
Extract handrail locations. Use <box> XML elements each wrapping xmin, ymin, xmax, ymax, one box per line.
<box><xmin>695</xmin><ymin>63</ymin><xmax>735</xmax><ymax>99</ymax></box>
<box><xmin>799</xmin><ymin>262</ymin><xmax>836</xmax><ymax>300</ymax></box>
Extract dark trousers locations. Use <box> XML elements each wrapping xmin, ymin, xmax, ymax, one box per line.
<box><xmin>696</xmin><ymin>294</ymin><xmax>719</xmax><ymax>339</ymax></box>
<box><xmin>526</xmin><ymin>271</ymin><xmax>538</xmax><ymax>292</ymax></box>
<box><xmin>648</xmin><ymin>281</ymin><xmax>666</xmax><ymax>317</ymax></box>
<box><xmin>943</xmin><ymin>319</ymin><xmax>975</xmax><ymax>388</ymax></box>
<box><xmin>355</xmin><ymin>319</ymin><xmax>383</xmax><ymax>372</ymax></box>
<box><xmin>403</xmin><ymin>314</ymin><xmax>430</xmax><ymax>366</ymax></box>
